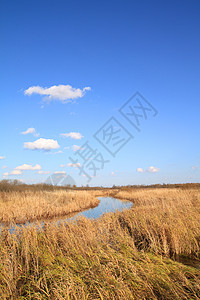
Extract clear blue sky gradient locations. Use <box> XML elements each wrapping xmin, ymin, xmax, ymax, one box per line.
<box><xmin>0</xmin><ymin>0</ymin><xmax>199</xmax><ymax>186</ymax></box>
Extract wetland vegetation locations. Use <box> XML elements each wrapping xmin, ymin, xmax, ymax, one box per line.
<box><xmin>0</xmin><ymin>182</ymin><xmax>199</xmax><ymax>299</ymax></box>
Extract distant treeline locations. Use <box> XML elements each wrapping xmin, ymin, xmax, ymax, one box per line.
<box><xmin>111</xmin><ymin>183</ymin><xmax>200</xmax><ymax>190</ymax></box>
<box><xmin>0</xmin><ymin>179</ymin><xmax>199</xmax><ymax>192</ymax></box>
<box><xmin>0</xmin><ymin>180</ymin><xmax>71</xmax><ymax>192</ymax></box>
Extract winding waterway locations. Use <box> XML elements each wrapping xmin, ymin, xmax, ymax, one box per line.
<box><xmin>68</xmin><ymin>196</ymin><xmax>133</xmax><ymax>221</ymax></box>
<box><xmin>1</xmin><ymin>197</ymin><xmax>133</xmax><ymax>233</ymax></box>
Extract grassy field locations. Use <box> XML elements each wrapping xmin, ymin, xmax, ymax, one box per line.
<box><xmin>0</xmin><ymin>186</ymin><xmax>199</xmax><ymax>299</ymax></box>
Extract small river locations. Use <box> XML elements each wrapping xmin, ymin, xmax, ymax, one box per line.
<box><xmin>0</xmin><ymin>197</ymin><xmax>133</xmax><ymax>233</ymax></box>
<box><xmin>68</xmin><ymin>196</ymin><xmax>133</xmax><ymax>221</ymax></box>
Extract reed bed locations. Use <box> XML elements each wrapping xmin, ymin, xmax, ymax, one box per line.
<box><xmin>106</xmin><ymin>188</ymin><xmax>200</xmax><ymax>258</ymax></box>
<box><xmin>0</xmin><ymin>190</ymin><xmax>99</xmax><ymax>225</ymax></box>
<box><xmin>0</xmin><ymin>187</ymin><xmax>199</xmax><ymax>299</ymax></box>
<box><xmin>0</xmin><ymin>211</ymin><xmax>199</xmax><ymax>299</ymax></box>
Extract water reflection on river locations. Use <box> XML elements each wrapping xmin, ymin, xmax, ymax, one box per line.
<box><xmin>68</xmin><ymin>196</ymin><xmax>133</xmax><ymax>221</ymax></box>
<box><xmin>1</xmin><ymin>197</ymin><xmax>133</xmax><ymax>233</ymax></box>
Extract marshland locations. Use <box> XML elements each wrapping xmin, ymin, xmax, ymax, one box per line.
<box><xmin>0</xmin><ymin>182</ymin><xmax>199</xmax><ymax>299</ymax></box>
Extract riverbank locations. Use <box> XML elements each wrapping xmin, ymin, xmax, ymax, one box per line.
<box><xmin>0</xmin><ymin>190</ymin><xmax>99</xmax><ymax>225</ymax></box>
<box><xmin>0</xmin><ymin>187</ymin><xmax>199</xmax><ymax>299</ymax></box>
<box><xmin>103</xmin><ymin>187</ymin><xmax>200</xmax><ymax>258</ymax></box>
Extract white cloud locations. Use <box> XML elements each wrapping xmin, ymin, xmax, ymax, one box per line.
<box><xmin>67</xmin><ymin>163</ymin><xmax>81</xmax><ymax>168</ymax></box>
<box><xmin>54</xmin><ymin>171</ymin><xmax>66</xmax><ymax>174</ymax></box>
<box><xmin>72</xmin><ymin>145</ymin><xmax>82</xmax><ymax>151</ymax></box>
<box><xmin>24</xmin><ymin>84</ymin><xmax>91</xmax><ymax>103</ymax></box>
<box><xmin>137</xmin><ymin>166</ymin><xmax>160</xmax><ymax>173</ymax></box>
<box><xmin>3</xmin><ymin>170</ymin><xmax>22</xmax><ymax>176</ymax></box>
<box><xmin>0</xmin><ymin>156</ymin><xmax>5</xmax><ymax>160</ymax></box>
<box><xmin>60</xmin><ymin>132</ymin><xmax>83</xmax><ymax>140</ymax></box>
<box><xmin>24</xmin><ymin>138</ymin><xmax>60</xmax><ymax>151</ymax></box>
<box><xmin>60</xmin><ymin>164</ymin><xmax>65</xmax><ymax>168</ymax></box>
<box><xmin>192</xmin><ymin>166</ymin><xmax>200</xmax><ymax>170</ymax></box>
<box><xmin>38</xmin><ymin>171</ymin><xmax>50</xmax><ymax>174</ymax></box>
<box><xmin>45</xmin><ymin>150</ymin><xmax>64</xmax><ymax>155</ymax></box>
<box><xmin>21</xmin><ymin>128</ymin><xmax>39</xmax><ymax>137</ymax></box>
<box><xmin>10</xmin><ymin>170</ymin><xmax>22</xmax><ymax>175</ymax></box>
<box><xmin>15</xmin><ymin>164</ymin><xmax>41</xmax><ymax>171</ymax></box>
<box><xmin>147</xmin><ymin>166</ymin><xmax>160</xmax><ymax>173</ymax></box>
<box><xmin>2</xmin><ymin>166</ymin><xmax>7</xmax><ymax>169</ymax></box>
<box><xmin>137</xmin><ymin>168</ymin><xmax>146</xmax><ymax>173</ymax></box>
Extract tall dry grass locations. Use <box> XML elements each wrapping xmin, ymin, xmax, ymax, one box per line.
<box><xmin>0</xmin><ymin>190</ymin><xmax>99</xmax><ymax>225</ymax></box>
<box><xmin>0</xmin><ymin>206</ymin><xmax>199</xmax><ymax>299</ymax></box>
<box><xmin>0</xmin><ymin>187</ymin><xmax>199</xmax><ymax>299</ymax></box>
<box><xmin>108</xmin><ymin>188</ymin><xmax>200</xmax><ymax>258</ymax></box>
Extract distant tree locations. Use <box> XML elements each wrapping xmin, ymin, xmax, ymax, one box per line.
<box><xmin>13</xmin><ymin>179</ymin><xmax>22</xmax><ymax>185</ymax></box>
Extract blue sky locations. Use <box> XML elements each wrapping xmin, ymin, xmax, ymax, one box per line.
<box><xmin>0</xmin><ymin>0</ymin><xmax>199</xmax><ymax>186</ymax></box>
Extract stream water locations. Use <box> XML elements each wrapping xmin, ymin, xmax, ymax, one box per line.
<box><xmin>67</xmin><ymin>196</ymin><xmax>133</xmax><ymax>221</ymax></box>
<box><xmin>0</xmin><ymin>197</ymin><xmax>133</xmax><ymax>233</ymax></box>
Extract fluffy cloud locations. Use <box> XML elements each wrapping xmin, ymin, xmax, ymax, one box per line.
<box><xmin>11</xmin><ymin>170</ymin><xmax>22</xmax><ymax>175</ymax></box>
<box><xmin>137</xmin><ymin>168</ymin><xmax>146</xmax><ymax>173</ymax></box>
<box><xmin>38</xmin><ymin>171</ymin><xmax>50</xmax><ymax>174</ymax></box>
<box><xmin>54</xmin><ymin>171</ymin><xmax>66</xmax><ymax>174</ymax></box>
<box><xmin>24</xmin><ymin>84</ymin><xmax>91</xmax><ymax>102</ymax></box>
<box><xmin>21</xmin><ymin>128</ymin><xmax>39</xmax><ymax>136</ymax></box>
<box><xmin>67</xmin><ymin>163</ymin><xmax>81</xmax><ymax>168</ymax></box>
<box><xmin>60</xmin><ymin>132</ymin><xmax>83</xmax><ymax>140</ymax></box>
<box><xmin>147</xmin><ymin>166</ymin><xmax>160</xmax><ymax>173</ymax></box>
<box><xmin>24</xmin><ymin>138</ymin><xmax>60</xmax><ymax>151</ymax></box>
<box><xmin>137</xmin><ymin>166</ymin><xmax>160</xmax><ymax>173</ymax></box>
<box><xmin>15</xmin><ymin>164</ymin><xmax>41</xmax><ymax>171</ymax></box>
<box><xmin>3</xmin><ymin>164</ymin><xmax>42</xmax><ymax>176</ymax></box>
<box><xmin>0</xmin><ymin>156</ymin><xmax>5</xmax><ymax>160</ymax></box>
<box><xmin>4</xmin><ymin>170</ymin><xmax>22</xmax><ymax>176</ymax></box>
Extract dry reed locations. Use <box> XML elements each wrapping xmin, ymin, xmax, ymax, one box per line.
<box><xmin>0</xmin><ymin>190</ymin><xmax>99</xmax><ymax>225</ymax></box>
<box><xmin>0</xmin><ymin>187</ymin><xmax>199</xmax><ymax>299</ymax></box>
